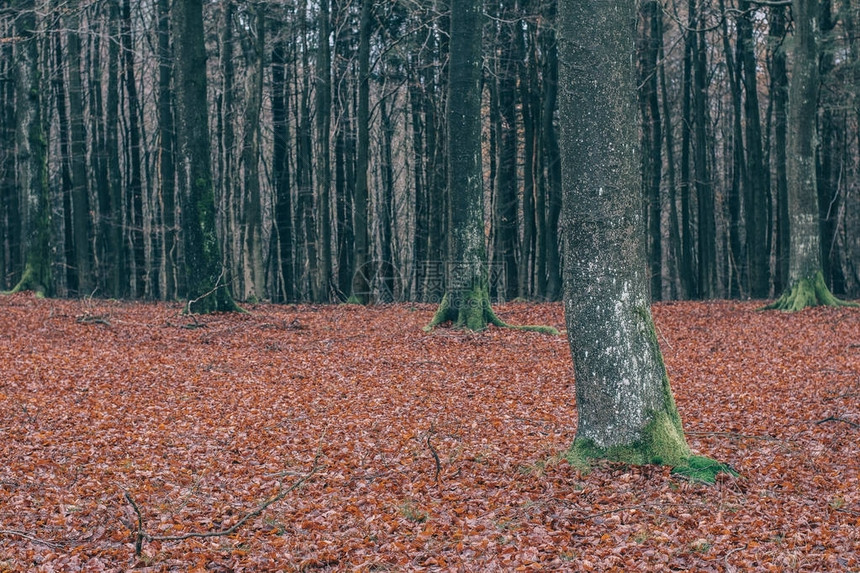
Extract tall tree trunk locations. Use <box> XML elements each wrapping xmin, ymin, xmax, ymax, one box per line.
<box><xmin>769</xmin><ymin>6</ymin><xmax>790</xmax><ymax>295</ymax></box>
<box><xmin>240</xmin><ymin>5</ymin><xmax>266</xmax><ymax>301</ymax></box>
<box><xmin>316</xmin><ymin>0</ymin><xmax>333</xmax><ymax>298</ymax></box>
<box><xmin>219</xmin><ymin>1</ymin><xmax>238</xmax><ymax>294</ymax></box>
<box><xmin>106</xmin><ymin>0</ymin><xmax>125</xmax><ymax>296</ymax></box>
<box><xmin>638</xmin><ymin>0</ymin><xmax>663</xmax><ymax>301</ymax></box>
<box><xmin>157</xmin><ymin>0</ymin><xmax>177</xmax><ymax>299</ymax></box>
<box><xmin>296</xmin><ymin>0</ymin><xmax>319</xmax><ymax>300</ymax></box>
<box><xmin>739</xmin><ymin>0</ymin><xmax>770</xmax><ymax>298</ymax></box>
<box><xmin>692</xmin><ymin>5</ymin><xmax>715</xmax><ymax>299</ymax></box>
<box><xmin>559</xmin><ymin>0</ymin><xmax>700</xmax><ymax>474</ymax></box>
<box><xmin>121</xmin><ymin>0</ymin><xmax>145</xmax><ymax>297</ymax></box>
<box><xmin>0</xmin><ymin>23</ymin><xmax>18</xmax><ymax>289</ymax></box>
<box><xmin>172</xmin><ymin>0</ymin><xmax>238</xmax><ymax>312</ymax></box>
<box><xmin>542</xmin><ymin>6</ymin><xmax>563</xmax><ymax>301</ymax></box>
<box><xmin>351</xmin><ymin>0</ymin><xmax>372</xmax><ymax>303</ymax></box>
<box><xmin>426</xmin><ymin>0</ymin><xmax>552</xmax><ymax>333</ymax></box>
<box><xmin>766</xmin><ymin>0</ymin><xmax>854</xmax><ymax>309</ymax></box>
<box><xmin>816</xmin><ymin>0</ymin><xmax>847</xmax><ymax>295</ymax></box>
<box><xmin>271</xmin><ymin>38</ymin><xmax>294</xmax><ymax>302</ymax></box>
<box><xmin>518</xmin><ymin>16</ymin><xmax>537</xmax><ymax>298</ymax></box>
<box><xmin>679</xmin><ymin>12</ymin><xmax>696</xmax><ymax>298</ymax></box>
<box><xmin>719</xmin><ymin>0</ymin><xmax>745</xmax><ymax>299</ymax></box>
<box><xmin>426</xmin><ymin>0</ymin><xmax>493</xmax><ymax>329</ymax></box>
<box><xmin>52</xmin><ymin>26</ymin><xmax>76</xmax><ymax>295</ymax></box>
<box><xmin>659</xmin><ymin>11</ymin><xmax>681</xmax><ymax>299</ymax></box>
<box><xmin>9</xmin><ymin>0</ymin><xmax>52</xmax><ymax>296</ymax></box>
<box><xmin>65</xmin><ymin>0</ymin><xmax>93</xmax><ymax>295</ymax></box>
<box><xmin>493</xmin><ymin>0</ymin><xmax>520</xmax><ymax>301</ymax></box>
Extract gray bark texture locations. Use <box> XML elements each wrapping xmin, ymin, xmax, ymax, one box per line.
<box><xmin>558</xmin><ymin>0</ymin><xmax>690</xmax><ymax>463</ymax></box>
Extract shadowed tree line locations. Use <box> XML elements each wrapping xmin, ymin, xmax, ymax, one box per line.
<box><xmin>1</xmin><ymin>0</ymin><xmax>859</xmax><ymax>306</ymax></box>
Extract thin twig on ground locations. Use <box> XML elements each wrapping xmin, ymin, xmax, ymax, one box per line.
<box><xmin>122</xmin><ymin>452</ymin><xmax>322</xmax><ymax>557</ymax></box>
<box><xmin>0</xmin><ymin>529</ymin><xmax>65</xmax><ymax>548</ymax></box>
<box><xmin>426</xmin><ymin>427</ymin><xmax>442</xmax><ymax>483</ymax></box>
<box><xmin>815</xmin><ymin>416</ymin><xmax>859</xmax><ymax>429</ymax></box>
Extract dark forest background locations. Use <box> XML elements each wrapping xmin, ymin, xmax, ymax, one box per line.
<box><xmin>1</xmin><ymin>0</ymin><xmax>859</xmax><ymax>304</ymax></box>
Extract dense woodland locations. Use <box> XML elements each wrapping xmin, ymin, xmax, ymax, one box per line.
<box><xmin>1</xmin><ymin>0</ymin><xmax>860</xmax><ymax>304</ymax></box>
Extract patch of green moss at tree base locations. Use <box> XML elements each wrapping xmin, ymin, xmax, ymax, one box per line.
<box><xmin>763</xmin><ymin>270</ymin><xmax>859</xmax><ymax>311</ymax></box>
<box><xmin>670</xmin><ymin>455</ymin><xmax>739</xmax><ymax>484</ymax></box>
<box><xmin>565</xmin><ymin>407</ymin><xmax>691</xmax><ymax>468</ymax></box>
<box><xmin>424</xmin><ymin>284</ymin><xmax>559</xmax><ymax>334</ymax></box>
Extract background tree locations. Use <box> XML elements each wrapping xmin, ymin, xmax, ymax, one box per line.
<box><xmin>172</xmin><ymin>0</ymin><xmax>239</xmax><ymax>313</ymax></box>
<box><xmin>7</xmin><ymin>0</ymin><xmax>52</xmax><ymax>296</ymax></box>
<box><xmin>766</xmin><ymin>0</ymin><xmax>856</xmax><ymax>310</ymax></box>
<box><xmin>425</xmin><ymin>0</ymin><xmax>495</xmax><ymax>330</ymax></box>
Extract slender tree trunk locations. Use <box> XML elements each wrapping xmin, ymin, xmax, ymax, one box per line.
<box><xmin>240</xmin><ymin>5</ymin><xmax>266</xmax><ymax>301</ymax></box>
<box><xmin>770</xmin><ymin>6</ymin><xmax>790</xmax><ymax>295</ymax></box>
<box><xmin>272</xmin><ymin>38</ymin><xmax>294</xmax><ymax>302</ymax></box>
<box><xmin>692</xmin><ymin>7</ymin><xmax>715</xmax><ymax>299</ymax></box>
<box><xmin>121</xmin><ymin>0</ymin><xmax>145</xmax><ymax>297</ymax></box>
<box><xmin>0</xmin><ymin>24</ymin><xmax>18</xmax><ymax>289</ymax></box>
<box><xmin>65</xmin><ymin>0</ymin><xmax>93</xmax><ymax>295</ymax></box>
<box><xmin>719</xmin><ymin>0</ymin><xmax>745</xmax><ymax>299</ymax></box>
<box><xmin>316</xmin><ymin>0</ymin><xmax>333</xmax><ymax>298</ymax></box>
<box><xmin>219</xmin><ymin>0</ymin><xmax>238</xmax><ymax>293</ymax></box>
<box><xmin>816</xmin><ymin>0</ymin><xmax>847</xmax><ymax>295</ymax></box>
<box><xmin>106</xmin><ymin>0</ymin><xmax>125</xmax><ymax>296</ymax></box>
<box><xmin>658</xmin><ymin>12</ymin><xmax>681</xmax><ymax>300</ymax></box>
<box><xmin>494</xmin><ymin>0</ymin><xmax>520</xmax><ymax>301</ymax></box>
<box><xmin>679</xmin><ymin>13</ymin><xmax>696</xmax><ymax>298</ymax></box>
<box><xmin>542</xmin><ymin>3</ymin><xmax>563</xmax><ymax>301</ymax></box>
<box><xmin>638</xmin><ymin>0</ymin><xmax>663</xmax><ymax>301</ymax></box>
<box><xmin>739</xmin><ymin>0</ymin><xmax>770</xmax><ymax>298</ymax></box>
<box><xmin>52</xmin><ymin>26</ymin><xmax>76</xmax><ymax>295</ymax></box>
<box><xmin>157</xmin><ymin>0</ymin><xmax>177</xmax><ymax>299</ymax></box>
<box><xmin>296</xmin><ymin>0</ymin><xmax>319</xmax><ymax>300</ymax></box>
<box><xmin>351</xmin><ymin>0</ymin><xmax>372</xmax><ymax>303</ymax></box>
<box><xmin>518</xmin><ymin>17</ymin><xmax>537</xmax><ymax>298</ymax></box>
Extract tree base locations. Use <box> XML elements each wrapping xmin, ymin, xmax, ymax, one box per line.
<box><xmin>423</xmin><ymin>288</ymin><xmax>559</xmax><ymax>334</ymax></box>
<box><xmin>566</xmin><ymin>437</ymin><xmax>737</xmax><ymax>485</ymax></box>
<box><xmin>3</xmin><ymin>264</ymin><xmax>49</xmax><ymax>298</ymax></box>
<box><xmin>762</xmin><ymin>271</ymin><xmax>858</xmax><ymax>311</ymax></box>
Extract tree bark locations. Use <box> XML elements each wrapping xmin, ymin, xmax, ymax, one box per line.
<box><xmin>240</xmin><ymin>5</ymin><xmax>266</xmax><ymax>301</ymax></box>
<box><xmin>559</xmin><ymin>0</ymin><xmax>692</xmax><ymax>467</ymax></box>
<box><xmin>765</xmin><ymin>0</ymin><xmax>855</xmax><ymax>310</ymax></box>
<box><xmin>8</xmin><ymin>0</ymin><xmax>52</xmax><ymax>296</ymax></box>
<box><xmin>172</xmin><ymin>0</ymin><xmax>238</xmax><ymax>313</ymax></box>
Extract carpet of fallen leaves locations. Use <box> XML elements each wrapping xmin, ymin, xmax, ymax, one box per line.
<box><xmin>0</xmin><ymin>293</ymin><xmax>858</xmax><ymax>572</ymax></box>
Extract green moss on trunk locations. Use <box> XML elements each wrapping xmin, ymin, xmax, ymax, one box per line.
<box><xmin>762</xmin><ymin>271</ymin><xmax>858</xmax><ymax>311</ymax></box>
<box><xmin>424</xmin><ymin>283</ymin><xmax>558</xmax><ymax>334</ymax></box>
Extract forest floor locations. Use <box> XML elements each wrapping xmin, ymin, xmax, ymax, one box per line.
<box><xmin>0</xmin><ymin>293</ymin><xmax>858</xmax><ymax>572</ymax></box>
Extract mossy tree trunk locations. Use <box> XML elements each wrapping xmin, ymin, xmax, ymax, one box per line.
<box><xmin>7</xmin><ymin>0</ymin><xmax>52</xmax><ymax>297</ymax></box>
<box><xmin>426</xmin><ymin>0</ymin><xmax>557</xmax><ymax>335</ymax></box>
<box><xmin>765</xmin><ymin>0</ymin><xmax>856</xmax><ymax>311</ymax></box>
<box><xmin>426</xmin><ymin>0</ymin><xmax>492</xmax><ymax>329</ymax></box>
<box><xmin>558</xmin><ymin>0</ymin><xmax>730</xmax><ymax>480</ymax></box>
<box><xmin>172</xmin><ymin>0</ymin><xmax>239</xmax><ymax>313</ymax></box>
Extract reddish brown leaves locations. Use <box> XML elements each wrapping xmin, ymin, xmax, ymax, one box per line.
<box><xmin>0</xmin><ymin>293</ymin><xmax>857</xmax><ymax>570</ymax></box>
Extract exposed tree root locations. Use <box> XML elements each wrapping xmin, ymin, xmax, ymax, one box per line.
<box><xmin>762</xmin><ymin>271</ymin><xmax>858</xmax><ymax>311</ymax></box>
